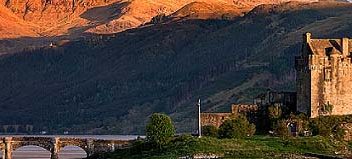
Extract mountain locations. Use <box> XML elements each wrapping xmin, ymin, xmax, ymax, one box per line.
<box><xmin>0</xmin><ymin>1</ymin><xmax>352</xmax><ymax>134</ymax></box>
<box><xmin>0</xmin><ymin>5</ymin><xmax>39</xmax><ymax>38</ymax></box>
<box><xmin>0</xmin><ymin>0</ymin><xmax>319</xmax><ymax>54</ymax></box>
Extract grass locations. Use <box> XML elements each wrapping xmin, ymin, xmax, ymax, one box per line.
<box><xmin>89</xmin><ymin>135</ymin><xmax>349</xmax><ymax>159</ymax></box>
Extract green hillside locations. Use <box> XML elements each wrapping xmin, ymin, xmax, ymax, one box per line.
<box><xmin>1</xmin><ymin>1</ymin><xmax>352</xmax><ymax>134</ymax></box>
<box><xmin>88</xmin><ymin>136</ymin><xmax>349</xmax><ymax>159</ymax></box>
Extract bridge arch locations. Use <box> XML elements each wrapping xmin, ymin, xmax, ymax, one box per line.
<box><xmin>12</xmin><ymin>145</ymin><xmax>51</xmax><ymax>158</ymax></box>
<box><xmin>11</xmin><ymin>139</ymin><xmax>53</xmax><ymax>152</ymax></box>
<box><xmin>58</xmin><ymin>145</ymin><xmax>88</xmax><ymax>158</ymax></box>
<box><xmin>58</xmin><ymin>144</ymin><xmax>90</xmax><ymax>155</ymax></box>
<box><xmin>57</xmin><ymin>138</ymin><xmax>93</xmax><ymax>155</ymax></box>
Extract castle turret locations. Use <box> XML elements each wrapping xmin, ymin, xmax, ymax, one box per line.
<box><xmin>297</xmin><ymin>34</ymin><xmax>352</xmax><ymax>118</ymax></box>
<box><xmin>302</xmin><ymin>32</ymin><xmax>312</xmax><ymax>58</ymax></box>
<box><xmin>304</xmin><ymin>32</ymin><xmax>311</xmax><ymax>43</ymax></box>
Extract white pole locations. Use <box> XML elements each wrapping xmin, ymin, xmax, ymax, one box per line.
<box><xmin>198</xmin><ymin>99</ymin><xmax>201</xmax><ymax>138</ymax></box>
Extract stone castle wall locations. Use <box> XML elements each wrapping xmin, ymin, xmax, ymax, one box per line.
<box><xmin>296</xmin><ymin>33</ymin><xmax>352</xmax><ymax>117</ymax></box>
<box><xmin>201</xmin><ymin>104</ymin><xmax>258</xmax><ymax>127</ymax></box>
<box><xmin>201</xmin><ymin>113</ymin><xmax>232</xmax><ymax>128</ymax></box>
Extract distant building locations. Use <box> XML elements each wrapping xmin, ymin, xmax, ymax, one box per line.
<box><xmin>201</xmin><ymin>90</ymin><xmax>296</xmax><ymax>128</ymax></box>
<box><xmin>254</xmin><ymin>90</ymin><xmax>297</xmax><ymax>114</ymax></box>
<box><xmin>296</xmin><ymin>33</ymin><xmax>352</xmax><ymax>117</ymax></box>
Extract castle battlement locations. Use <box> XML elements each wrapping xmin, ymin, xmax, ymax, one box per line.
<box><xmin>296</xmin><ymin>33</ymin><xmax>352</xmax><ymax>117</ymax></box>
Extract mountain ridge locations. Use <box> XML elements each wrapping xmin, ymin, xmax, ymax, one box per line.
<box><xmin>0</xmin><ymin>0</ymin><xmax>321</xmax><ymax>54</ymax></box>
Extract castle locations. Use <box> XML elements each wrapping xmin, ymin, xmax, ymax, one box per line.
<box><xmin>296</xmin><ymin>33</ymin><xmax>352</xmax><ymax>118</ymax></box>
<box><xmin>201</xmin><ymin>33</ymin><xmax>352</xmax><ymax>128</ymax></box>
<box><xmin>201</xmin><ymin>91</ymin><xmax>296</xmax><ymax>127</ymax></box>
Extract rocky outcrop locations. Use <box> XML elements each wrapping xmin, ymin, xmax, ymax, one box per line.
<box><xmin>0</xmin><ymin>0</ymin><xmax>336</xmax><ymax>54</ymax></box>
<box><xmin>169</xmin><ymin>2</ymin><xmax>245</xmax><ymax>20</ymax></box>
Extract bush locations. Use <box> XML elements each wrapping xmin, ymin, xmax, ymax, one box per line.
<box><xmin>288</xmin><ymin>113</ymin><xmax>309</xmax><ymax>136</ymax></box>
<box><xmin>308</xmin><ymin>115</ymin><xmax>351</xmax><ymax>139</ymax></box>
<box><xmin>202</xmin><ymin>125</ymin><xmax>218</xmax><ymax>137</ymax></box>
<box><xmin>309</xmin><ymin>116</ymin><xmax>339</xmax><ymax>137</ymax></box>
<box><xmin>268</xmin><ymin>105</ymin><xmax>282</xmax><ymax>120</ymax></box>
<box><xmin>146</xmin><ymin>113</ymin><xmax>175</xmax><ymax>149</ymax></box>
<box><xmin>320</xmin><ymin>103</ymin><xmax>334</xmax><ymax>115</ymax></box>
<box><xmin>274</xmin><ymin>120</ymin><xmax>290</xmax><ymax>137</ymax></box>
<box><xmin>218</xmin><ymin>115</ymin><xmax>256</xmax><ymax>139</ymax></box>
<box><xmin>151</xmin><ymin>13</ymin><xmax>166</xmax><ymax>24</ymax></box>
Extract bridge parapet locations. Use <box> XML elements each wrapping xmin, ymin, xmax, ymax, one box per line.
<box><xmin>0</xmin><ymin>136</ymin><xmax>133</xmax><ymax>159</ymax></box>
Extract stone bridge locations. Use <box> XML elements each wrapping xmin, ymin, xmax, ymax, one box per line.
<box><xmin>0</xmin><ymin>136</ymin><xmax>132</xmax><ymax>159</ymax></box>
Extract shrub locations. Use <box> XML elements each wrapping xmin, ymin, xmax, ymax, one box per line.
<box><xmin>320</xmin><ymin>103</ymin><xmax>334</xmax><ymax>115</ymax></box>
<box><xmin>334</xmin><ymin>125</ymin><xmax>346</xmax><ymax>141</ymax></box>
<box><xmin>268</xmin><ymin>105</ymin><xmax>282</xmax><ymax>120</ymax></box>
<box><xmin>274</xmin><ymin>120</ymin><xmax>290</xmax><ymax>137</ymax></box>
<box><xmin>130</xmin><ymin>137</ymin><xmax>149</xmax><ymax>153</ymax></box>
<box><xmin>308</xmin><ymin>115</ymin><xmax>350</xmax><ymax>139</ymax></box>
<box><xmin>146</xmin><ymin>113</ymin><xmax>175</xmax><ymax>149</ymax></box>
<box><xmin>151</xmin><ymin>13</ymin><xmax>166</xmax><ymax>24</ymax></box>
<box><xmin>202</xmin><ymin>125</ymin><xmax>218</xmax><ymax>137</ymax></box>
<box><xmin>289</xmin><ymin>113</ymin><xmax>310</xmax><ymax>135</ymax></box>
<box><xmin>309</xmin><ymin>116</ymin><xmax>340</xmax><ymax>137</ymax></box>
<box><xmin>218</xmin><ymin>115</ymin><xmax>256</xmax><ymax>139</ymax></box>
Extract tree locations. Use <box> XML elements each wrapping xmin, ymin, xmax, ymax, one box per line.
<box><xmin>275</xmin><ymin>120</ymin><xmax>290</xmax><ymax>137</ymax></box>
<box><xmin>151</xmin><ymin>13</ymin><xmax>166</xmax><ymax>24</ymax></box>
<box><xmin>218</xmin><ymin>115</ymin><xmax>256</xmax><ymax>139</ymax></box>
<box><xmin>268</xmin><ymin>105</ymin><xmax>282</xmax><ymax>120</ymax></box>
<box><xmin>202</xmin><ymin>125</ymin><xmax>218</xmax><ymax>137</ymax></box>
<box><xmin>146</xmin><ymin>113</ymin><xmax>175</xmax><ymax>149</ymax></box>
<box><xmin>268</xmin><ymin>105</ymin><xmax>283</xmax><ymax>131</ymax></box>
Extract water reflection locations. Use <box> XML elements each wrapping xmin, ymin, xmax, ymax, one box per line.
<box><xmin>12</xmin><ymin>145</ymin><xmax>87</xmax><ymax>159</ymax></box>
<box><xmin>59</xmin><ymin>146</ymin><xmax>87</xmax><ymax>159</ymax></box>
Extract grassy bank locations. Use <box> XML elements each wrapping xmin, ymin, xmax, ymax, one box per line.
<box><xmin>89</xmin><ymin>135</ymin><xmax>350</xmax><ymax>159</ymax></box>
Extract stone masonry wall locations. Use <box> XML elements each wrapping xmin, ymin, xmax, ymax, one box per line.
<box><xmin>296</xmin><ymin>33</ymin><xmax>352</xmax><ymax>118</ymax></box>
<box><xmin>201</xmin><ymin>104</ymin><xmax>258</xmax><ymax>127</ymax></box>
<box><xmin>201</xmin><ymin>113</ymin><xmax>232</xmax><ymax>128</ymax></box>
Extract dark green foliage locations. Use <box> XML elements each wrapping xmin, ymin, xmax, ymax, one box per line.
<box><xmin>288</xmin><ymin>114</ymin><xmax>310</xmax><ymax>136</ymax></box>
<box><xmin>268</xmin><ymin>105</ymin><xmax>283</xmax><ymax>131</ymax></box>
<box><xmin>309</xmin><ymin>115</ymin><xmax>352</xmax><ymax>139</ymax></box>
<box><xmin>218</xmin><ymin>116</ymin><xmax>255</xmax><ymax>139</ymax></box>
<box><xmin>151</xmin><ymin>13</ymin><xmax>167</xmax><ymax>24</ymax></box>
<box><xmin>268</xmin><ymin>105</ymin><xmax>282</xmax><ymax>120</ymax></box>
<box><xmin>257</xmin><ymin>105</ymin><xmax>284</xmax><ymax>134</ymax></box>
<box><xmin>146</xmin><ymin>113</ymin><xmax>175</xmax><ymax>149</ymax></box>
<box><xmin>274</xmin><ymin>120</ymin><xmax>289</xmax><ymax>137</ymax></box>
<box><xmin>201</xmin><ymin>125</ymin><xmax>218</xmax><ymax>137</ymax></box>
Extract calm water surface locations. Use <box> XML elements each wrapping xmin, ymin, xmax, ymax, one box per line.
<box><xmin>0</xmin><ymin>135</ymin><xmax>140</xmax><ymax>159</ymax></box>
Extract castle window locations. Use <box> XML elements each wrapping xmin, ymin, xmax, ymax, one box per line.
<box><xmin>324</xmin><ymin>68</ymin><xmax>332</xmax><ymax>82</ymax></box>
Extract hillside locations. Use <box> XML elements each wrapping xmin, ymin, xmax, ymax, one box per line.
<box><xmin>169</xmin><ymin>2</ymin><xmax>245</xmax><ymax>20</ymax></box>
<box><xmin>89</xmin><ymin>136</ymin><xmax>349</xmax><ymax>159</ymax></box>
<box><xmin>0</xmin><ymin>0</ymin><xmax>318</xmax><ymax>54</ymax></box>
<box><xmin>1</xmin><ymin>1</ymin><xmax>352</xmax><ymax>134</ymax></box>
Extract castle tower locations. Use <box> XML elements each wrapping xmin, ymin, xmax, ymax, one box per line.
<box><xmin>295</xmin><ymin>33</ymin><xmax>352</xmax><ymax>117</ymax></box>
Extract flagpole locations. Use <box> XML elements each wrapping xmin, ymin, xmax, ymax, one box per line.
<box><xmin>198</xmin><ymin>99</ymin><xmax>201</xmax><ymax>138</ymax></box>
